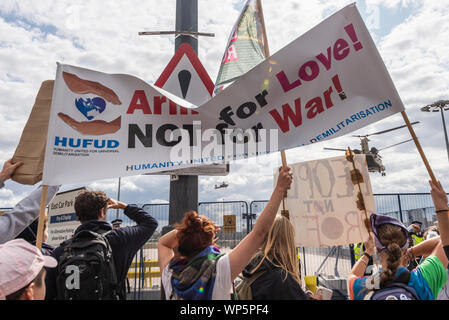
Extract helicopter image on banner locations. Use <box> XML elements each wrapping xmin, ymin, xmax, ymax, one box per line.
<box><xmin>323</xmin><ymin>122</ymin><xmax>419</xmax><ymax>176</ymax></box>
<box><xmin>214</xmin><ymin>181</ymin><xmax>229</xmax><ymax>189</ymax></box>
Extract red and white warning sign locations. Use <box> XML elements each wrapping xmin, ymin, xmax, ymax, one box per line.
<box><xmin>155</xmin><ymin>43</ymin><xmax>214</xmax><ymax>106</ymax></box>
<box><xmin>149</xmin><ymin>43</ymin><xmax>229</xmax><ymax>177</ymax></box>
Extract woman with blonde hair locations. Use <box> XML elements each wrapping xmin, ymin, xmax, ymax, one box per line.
<box><xmin>238</xmin><ymin>214</ymin><xmax>311</xmax><ymax>300</ymax></box>
<box><xmin>158</xmin><ymin>166</ymin><xmax>292</xmax><ymax>300</ymax></box>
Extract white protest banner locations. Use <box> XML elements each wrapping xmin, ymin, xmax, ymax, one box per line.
<box><xmin>43</xmin><ymin>4</ymin><xmax>404</xmax><ymax>185</ymax></box>
<box><xmin>47</xmin><ymin>187</ymin><xmax>85</xmax><ymax>246</ymax></box>
<box><xmin>276</xmin><ymin>155</ymin><xmax>375</xmax><ymax>247</ymax></box>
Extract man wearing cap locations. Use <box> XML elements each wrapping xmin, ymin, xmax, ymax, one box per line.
<box><xmin>0</xmin><ymin>239</ymin><xmax>57</xmax><ymax>300</ymax></box>
<box><xmin>111</xmin><ymin>218</ymin><xmax>123</xmax><ymax>229</ymax></box>
<box><xmin>408</xmin><ymin>220</ymin><xmax>425</xmax><ymax>246</ymax></box>
<box><xmin>407</xmin><ymin>220</ymin><xmax>425</xmax><ymax>270</ymax></box>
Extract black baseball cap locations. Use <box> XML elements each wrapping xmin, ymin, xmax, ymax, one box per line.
<box><xmin>111</xmin><ymin>219</ymin><xmax>123</xmax><ymax>226</ymax></box>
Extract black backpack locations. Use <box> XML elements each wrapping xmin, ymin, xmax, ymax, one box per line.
<box><xmin>370</xmin><ymin>271</ymin><xmax>419</xmax><ymax>300</ymax></box>
<box><xmin>56</xmin><ymin>230</ymin><xmax>119</xmax><ymax>300</ymax></box>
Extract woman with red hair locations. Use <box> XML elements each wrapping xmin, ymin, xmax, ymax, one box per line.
<box><xmin>158</xmin><ymin>166</ymin><xmax>292</xmax><ymax>300</ymax></box>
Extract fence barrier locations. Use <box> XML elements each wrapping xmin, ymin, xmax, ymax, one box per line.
<box><xmin>2</xmin><ymin>193</ymin><xmax>442</xmax><ymax>300</ymax></box>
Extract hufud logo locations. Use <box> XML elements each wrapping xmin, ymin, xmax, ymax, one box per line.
<box><xmin>55</xmin><ymin>71</ymin><xmax>122</xmax><ymax>149</ymax></box>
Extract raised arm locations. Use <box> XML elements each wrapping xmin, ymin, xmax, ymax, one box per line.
<box><xmin>349</xmin><ymin>237</ymin><xmax>375</xmax><ymax>279</ymax></box>
<box><xmin>228</xmin><ymin>166</ymin><xmax>292</xmax><ymax>281</ymax></box>
<box><xmin>158</xmin><ymin>229</ymin><xmax>179</xmax><ymax>272</ymax></box>
<box><xmin>0</xmin><ymin>185</ymin><xmax>59</xmax><ymax>244</ymax></box>
<box><xmin>429</xmin><ymin>180</ymin><xmax>449</xmax><ymax>266</ymax></box>
<box><xmin>429</xmin><ymin>181</ymin><xmax>449</xmax><ymax>246</ymax></box>
<box><xmin>107</xmin><ymin>198</ymin><xmax>158</xmax><ymax>251</ymax></box>
<box><xmin>407</xmin><ymin>236</ymin><xmax>441</xmax><ymax>260</ymax></box>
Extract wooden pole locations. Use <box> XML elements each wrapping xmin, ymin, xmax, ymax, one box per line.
<box><xmin>257</xmin><ymin>0</ymin><xmax>289</xmax><ymax>218</ymax></box>
<box><xmin>257</xmin><ymin>0</ymin><xmax>288</xmax><ymax>169</ymax></box>
<box><xmin>401</xmin><ymin>111</ymin><xmax>437</xmax><ymax>183</ymax></box>
<box><xmin>257</xmin><ymin>0</ymin><xmax>270</xmax><ymax>59</ymax></box>
<box><xmin>346</xmin><ymin>148</ymin><xmax>380</xmax><ymax>268</ymax></box>
<box><xmin>35</xmin><ymin>185</ymin><xmax>48</xmax><ymax>250</ymax></box>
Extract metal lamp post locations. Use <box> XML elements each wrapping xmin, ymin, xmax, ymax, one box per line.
<box><xmin>139</xmin><ymin>0</ymin><xmax>215</xmax><ymax>229</ymax></box>
<box><xmin>421</xmin><ymin>100</ymin><xmax>449</xmax><ymax>162</ymax></box>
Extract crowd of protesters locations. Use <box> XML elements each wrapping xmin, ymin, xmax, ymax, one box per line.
<box><xmin>1</xmin><ymin>157</ymin><xmax>449</xmax><ymax>301</ymax></box>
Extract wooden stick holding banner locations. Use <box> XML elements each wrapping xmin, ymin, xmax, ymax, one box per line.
<box><xmin>279</xmin><ymin>151</ymin><xmax>289</xmax><ymax>219</ymax></box>
<box><xmin>345</xmin><ymin>148</ymin><xmax>380</xmax><ymax>268</ymax></box>
<box><xmin>35</xmin><ymin>185</ymin><xmax>48</xmax><ymax>250</ymax></box>
<box><xmin>257</xmin><ymin>0</ymin><xmax>289</xmax><ymax>219</ymax></box>
<box><xmin>401</xmin><ymin>111</ymin><xmax>437</xmax><ymax>183</ymax></box>
<box><xmin>257</xmin><ymin>0</ymin><xmax>270</xmax><ymax>58</ymax></box>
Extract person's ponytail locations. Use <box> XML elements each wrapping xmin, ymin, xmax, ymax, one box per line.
<box><xmin>377</xmin><ymin>224</ymin><xmax>407</xmax><ymax>288</ymax></box>
<box><xmin>380</xmin><ymin>242</ymin><xmax>403</xmax><ymax>287</ymax></box>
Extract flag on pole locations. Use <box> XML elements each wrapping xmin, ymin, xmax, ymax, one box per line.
<box><xmin>214</xmin><ymin>0</ymin><xmax>268</xmax><ymax>95</ymax></box>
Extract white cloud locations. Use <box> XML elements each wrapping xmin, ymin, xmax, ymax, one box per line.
<box><xmin>365</xmin><ymin>0</ymin><xmax>421</xmax><ymax>10</ymax></box>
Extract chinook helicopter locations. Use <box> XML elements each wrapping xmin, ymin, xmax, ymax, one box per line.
<box><xmin>323</xmin><ymin>122</ymin><xmax>419</xmax><ymax>176</ymax></box>
<box><xmin>214</xmin><ymin>181</ymin><xmax>229</xmax><ymax>189</ymax></box>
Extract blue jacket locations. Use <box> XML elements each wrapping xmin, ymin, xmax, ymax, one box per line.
<box><xmin>45</xmin><ymin>205</ymin><xmax>158</xmax><ymax>300</ymax></box>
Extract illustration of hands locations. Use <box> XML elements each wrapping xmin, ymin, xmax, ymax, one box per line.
<box><xmin>62</xmin><ymin>72</ymin><xmax>122</xmax><ymax>105</ymax></box>
<box><xmin>57</xmin><ymin>113</ymin><xmax>121</xmax><ymax>135</ymax></box>
<box><xmin>58</xmin><ymin>72</ymin><xmax>122</xmax><ymax>135</ymax></box>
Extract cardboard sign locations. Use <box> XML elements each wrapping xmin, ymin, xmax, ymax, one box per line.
<box><xmin>223</xmin><ymin>214</ymin><xmax>237</xmax><ymax>233</ymax></box>
<box><xmin>47</xmin><ymin>187</ymin><xmax>85</xmax><ymax>246</ymax></box>
<box><xmin>12</xmin><ymin>80</ymin><xmax>54</xmax><ymax>185</ymax></box>
<box><xmin>42</xmin><ymin>4</ymin><xmax>404</xmax><ymax>185</ymax></box>
<box><xmin>277</xmin><ymin>155</ymin><xmax>375</xmax><ymax>247</ymax></box>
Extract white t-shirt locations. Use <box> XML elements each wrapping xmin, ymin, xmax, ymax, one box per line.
<box><xmin>162</xmin><ymin>253</ymin><xmax>232</xmax><ymax>300</ymax></box>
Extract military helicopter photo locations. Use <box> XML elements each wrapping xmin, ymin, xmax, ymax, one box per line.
<box><xmin>214</xmin><ymin>181</ymin><xmax>229</xmax><ymax>189</ymax></box>
<box><xmin>323</xmin><ymin>122</ymin><xmax>419</xmax><ymax>176</ymax></box>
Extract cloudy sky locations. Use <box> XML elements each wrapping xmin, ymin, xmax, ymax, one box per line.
<box><xmin>0</xmin><ymin>0</ymin><xmax>448</xmax><ymax>209</ymax></box>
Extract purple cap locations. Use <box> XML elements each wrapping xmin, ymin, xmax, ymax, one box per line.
<box><xmin>370</xmin><ymin>213</ymin><xmax>409</xmax><ymax>251</ymax></box>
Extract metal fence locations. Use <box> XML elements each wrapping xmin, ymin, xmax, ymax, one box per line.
<box><xmin>249</xmin><ymin>194</ymin><xmax>441</xmax><ymax>227</ymax></box>
<box><xmin>3</xmin><ymin>193</ymin><xmax>436</xmax><ymax>299</ymax></box>
<box><xmin>247</xmin><ymin>193</ymin><xmax>442</xmax><ymax>299</ymax></box>
<box><xmin>199</xmin><ymin>201</ymin><xmax>249</xmax><ymax>250</ymax></box>
<box><xmin>374</xmin><ymin>193</ymin><xmax>438</xmax><ymax>229</ymax></box>
<box><xmin>250</xmin><ymin>200</ymin><xmax>353</xmax><ymax>299</ymax></box>
<box><xmin>94</xmin><ymin>193</ymin><xmax>445</xmax><ymax>299</ymax></box>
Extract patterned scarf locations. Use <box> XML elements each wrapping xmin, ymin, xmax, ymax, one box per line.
<box><xmin>170</xmin><ymin>245</ymin><xmax>224</xmax><ymax>300</ymax></box>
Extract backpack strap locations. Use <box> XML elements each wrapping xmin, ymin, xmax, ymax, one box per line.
<box><xmin>232</xmin><ymin>268</ymin><xmax>264</xmax><ymax>300</ymax></box>
<box><xmin>97</xmin><ymin>230</ymin><xmax>120</xmax><ymax>299</ymax></box>
<box><xmin>244</xmin><ymin>270</ymin><xmax>266</xmax><ymax>286</ymax></box>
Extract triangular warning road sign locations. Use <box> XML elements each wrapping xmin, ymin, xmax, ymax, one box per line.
<box><xmin>155</xmin><ymin>43</ymin><xmax>214</xmax><ymax>106</ymax></box>
<box><xmin>148</xmin><ymin>43</ymin><xmax>229</xmax><ymax>177</ymax></box>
